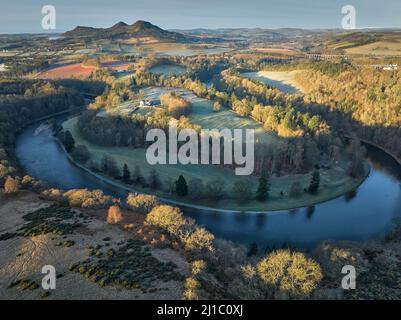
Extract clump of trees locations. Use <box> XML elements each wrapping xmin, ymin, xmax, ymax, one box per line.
<box><xmin>71</xmin><ymin>145</ymin><xmax>90</xmax><ymax>163</ymax></box>
<box><xmin>256</xmin><ymin>249</ymin><xmax>323</xmax><ymax>297</ymax></box>
<box><xmin>42</xmin><ymin>188</ymin><xmax>112</xmax><ymax>209</ymax></box>
<box><xmin>160</xmin><ymin>92</ymin><xmax>191</xmax><ymax>119</ymax></box>
<box><xmin>145</xmin><ymin>205</ymin><xmax>185</xmax><ymax>235</ymax></box>
<box><xmin>126</xmin><ymin>193</ymin><xmax>159</xmax><ymax>214</ymax></box>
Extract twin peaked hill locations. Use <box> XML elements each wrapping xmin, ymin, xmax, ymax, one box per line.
<box><xmin>63</xmin><ymin>20</ymin><xmax>192</xmax><ymax>42</ymax></box>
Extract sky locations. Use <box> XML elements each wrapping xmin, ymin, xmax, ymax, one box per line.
<box><xmin>1</xmin><ymin>0</ymin><xmax>401</xmax><ymax>33</ymax></box>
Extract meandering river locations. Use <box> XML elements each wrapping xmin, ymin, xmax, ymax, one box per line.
<box><xmin>15</xmin><ymin>118</ymin><xmax>401</xmax><ymax>249</ymax></box>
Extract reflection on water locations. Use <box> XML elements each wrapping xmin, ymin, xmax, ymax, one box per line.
<box><xmin>15</xmin><ymin>118</ymin><xmax>401</xmax><ymax>249</ymax></box>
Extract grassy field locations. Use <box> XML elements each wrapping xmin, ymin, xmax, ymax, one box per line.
<box><xmin>63</xmin><ymin>115</ymin><xmax>367</xmax><ymax>211</ymax></box>
<box><xmin>241</xmin><ymin>71</ymin><xmax>304</xmax><ymax>94</ymax></box>
<box><xmin>326</xmin><ymin>32</ymin><xmax>401</xmax><ymax>56</ymax></box>
<box><xmin>139</xmin><ymin>87</ymin><xmax>278</xmax><ymax>146</ymax></box>
<box><xmin>149</xmin><ymin>64</ymin><xmax>186</xmax><ymax>76</ymax></box>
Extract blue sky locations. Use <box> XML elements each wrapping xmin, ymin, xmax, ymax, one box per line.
<box><xmin>1</xmin><ymin>0</ymin><xmax>401</xmax><ymax>33</ymax></box>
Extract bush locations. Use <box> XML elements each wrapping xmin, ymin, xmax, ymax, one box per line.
<box><xmin>184</xmin><ymin>227</ymin><xmax>215</xmax><ymax>253</ymax></box>
<box><xmin>187</xmin><ymin>178</ymin><xmax>205</xmax><ymax>200</ymax></box>
<box><xmin>71</xmin><ymin>145</ymin><xmax>91</xmax><ymax>163</ymax></box>
<box><xmin>191</xmin><ymin>260</ymin><xmax>206</xmax><ymax>276</ymax></box>
<box><xmin>145</xmin><ymin>205</ymin><xmax>185</xmax><ymax>236</ymax></box>
<box><xmin>4</xmin><ymin>176</ymin><xmax>19</xmax><ymax>194</ymax></box>
<box><xmin>63</xmin><ymin>189</ymin><xmax>112</xmax><ymax>208</ymax></box>
<box><xmin>183</xmin><ymin>277</ymin><xmax>200</xmax><ymax>300</ymax></box>
<box><xmin>257</xmin><ymin>250</ymin><xmax>323</xmax><ymax>296</ymax></box>
<box><xmin>232</xmin><ymin>179</ymin><xmax>253</xmax><ymax>202</ymax></box>
<box><xmin>126</xmin><ymin>193</ymin><xmax>159</xmax><ymax>214</ymax></box>
<box><xmin>107</xmin><ymin>205</ymin><xmax>124</xmax><ymax>224</ymax></box>
<box><xmin>205</xmin><ymin>178</ymin><xmax>225</xmax><ymax>200</ymax></box>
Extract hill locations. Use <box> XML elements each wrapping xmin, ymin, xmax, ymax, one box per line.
<box><xmin>63</xmin><ymin>20</ymin><xmax>194</xmax><ymax>42</ymax></box>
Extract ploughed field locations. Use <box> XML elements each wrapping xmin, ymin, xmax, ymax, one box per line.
<box><xmin>35</xmin><ymin>63</ymin><xmax>97</xmax><ymax>80</ymax></box>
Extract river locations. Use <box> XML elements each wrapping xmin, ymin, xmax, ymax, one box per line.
<box><xmin>15</xmin><ymin>117</ymin><xmax>401</xmax><ymax>249</ymax></box>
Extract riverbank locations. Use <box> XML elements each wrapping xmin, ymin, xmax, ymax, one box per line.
<box><xmin>61</xmin><ymin>117</ymin><xmax>370</xmax><ymax>213</ymax></box>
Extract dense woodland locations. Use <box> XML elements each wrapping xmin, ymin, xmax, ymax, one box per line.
<box><xmin>0</xmin><ymin>79</ymin><xmax>84</xmax><ymax>182</ymax></box>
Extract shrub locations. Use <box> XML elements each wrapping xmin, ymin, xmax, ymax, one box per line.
<box><xmin>191</xmin><ymin>260</ymin><xmax>206</xmax><ymax>276</ymax></box>
<box><xmin>126</xmin><ymin>193</ymin><xmax>159</xmax><ymax>214</ymax></box>
<box><xmin>183</xmin><ymin>277</ymin><xmax>200</xmax><ymax>300</ymax></box>
<box><xmin>232</xmin><ymin>179</ymin><xmax>253</xmax><ymax>202</ymax></box>
<box><xmin>145</xmin><ymin>205</ymin><xmax>185</xmax><ymax>236</ymax></box>
<box><xmin>0</xmin><ymin>164</ymin><xmax>10</xmax><ymax>179</ymax></box>
<box><xmin>187</xmin><ymin>178</ymin><xmax>205</xmax><ymax>200</ymax></box>
<box><xmin>107</xmin><ymin>205</ymin><xmax>124</xmax><ymax>224</ymax></box>
<box><xmin>205</xmin><ymin>178</ymin><xmax>225</xmax><ymax>200</ymax></box>
<box><xmin>71</xmin><ymin>145</ymin><xmax>91</xmax><ymax>163</ymax></box>
<box><xmin>184</xmin><ymin>227</ymin><xmax>215</xmax><ymax>253</ymax></box>
<box><xmin>257</xmin><ymin>250</ymin><xmax>323</xmax><ymax>296</ymax></box>
<box><xmin>63</xmin><ymin>189</ymin><xmax>112</xmax><ymax>208</ymax></box>
<box><xmin>4</xmin><ymin>176</ymin><xmax>19</xmax><ymax>194</ymax></box>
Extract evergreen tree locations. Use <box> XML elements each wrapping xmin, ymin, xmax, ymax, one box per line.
<box><xmin>175</xmin><ymin>175</ymin><xmax>188</xmax><ymax>197</ymax></box>
<box><xmin>149</xmin><ymin>169</ymin><xmax>161</xmax><ymax>189</ymax></box>
<box><xmin>308</xmin><ymin>170</ymin><xmax>320</xmax><ymax>194</ymax></box>
<box><xmin>63</xmin><ymin>130</ymin><xmax>75</xmax><ymax>153</ymax></box>
<box><xmin>256</xmin><ymin>170</ymin><xmax>270</xmax><ymax>201</ymax></box>
<box><xmin>133</xmin><ymin>165</ymin><xmax>144</xmax><ymax>185</ymax></box>
<box><xmin>123</xmin><ymin>164</ymin><xmax>130</xmax><ymax>182</ymax></box>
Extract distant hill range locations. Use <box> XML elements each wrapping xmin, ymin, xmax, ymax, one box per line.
<box><xmin>63</xmin><ymin>20</ymin><xmax>194</xmax><ymax>42</ymax></box>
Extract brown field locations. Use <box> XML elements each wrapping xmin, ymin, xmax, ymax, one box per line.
<box><xmin>36</xmin><ymin>63</ymin><xmax>97</xmax><ymax>79</ymax></box>
<box><xmin>101</xmin><ymin>61</ymin><xmax>134</xmax><ymax>72</ymax></box>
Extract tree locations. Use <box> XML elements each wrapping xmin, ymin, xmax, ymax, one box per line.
<box><xmin>308</xmin><ymin>170</ymin><xmax>320</xmax><ymax>194</ymax></box>
<box><xmin>256</xmin><ymin>170</ymin><xmax>270</xmax><ymax>201</ymax></box>
<box><xmin>289</xmin><ymin>181</ymin><xmax>303</xmax><ymax>198</ymax></box>
<box><xmin>71</xmin><ymin>145</ymin><xmax>90</xmax><ymax>163</ymax></box>
<box><xmin>183</xmin><ymin>227</ymin><xmax>215</xmax><ymax>253</ymax></box>
<box><xmin>126</xmin><ymin>193</ymin><xmax>159</xmax><ymax>214</ymax></box>
<box><xmin>148</xmin><ymin>169</ymin><xmax>161</xmax><ymax>189</ymax></box>
<box><xmin>347</xmin><ymin>139</ymin><xmax>366</xmax><ymax>178</ymax></box>
<box><xmin>63</xmin><ymin>130</ymin><xmax>75</xmax><ymax>153</ymax></box>
<box><xmin>145</xmin><ymin>205</ymin><xmax>185</xmax><ymax>235</ymax></box>
<box><xmin>106</xmin><ymin>205</ymin><xmax>124</xmax><ymax>224</ymax></box>
<box><xmin>233</xmin><ymin>179</ymin><xmax>253</xmax><ymax>202</ymax></box>
<box><xmin>205</xmin><ymin>178</ymin><xmax>225</xmax><ymax>200</ymax></box>
<box><xmin>213</xmin><ymin>101</ymin><xmax>221</xmax><ymax>112</ymax></box>
<box><xmin>187</xmin><ymin>178</ymin><xmax>205</xmax><ymax>200</ymax></box>
<box><xmin>257</xmin><ymin>250</ymin><xmax>323</xmax><ymax>296</ymax></box>
<box><xmin>133</xmin><ymin>165</ymin><xmax>145</xmax><ymax>185</ymax></box>
<box><xmin>101</xmin><ymin>156</ymin><xmax>119</xmax><ymax>177</ymax></box>
<box><xmin>123</xmin><ymin>164</ymin><xmax>130</xmax><ymax>183</ymax></box>
<box><xmin>176</xmin><ymin>175</ymin><xmax>188</xmax><ymax>197</ymax></box>
<box><xmin>4</xmin><ymin>176</ymin><xmax>19</xmax><ymax>194</ymax></box>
